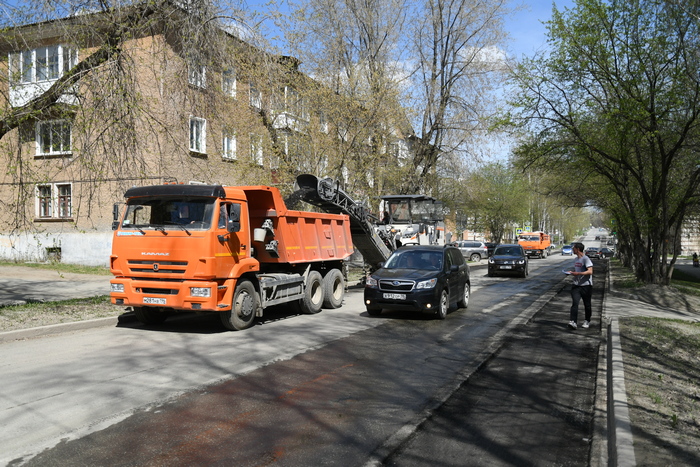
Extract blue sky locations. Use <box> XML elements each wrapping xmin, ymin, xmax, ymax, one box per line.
<box><xmin>244</xmin><ymin>0</ymin><xmax>576</xmax><ymax>61</ymax></box>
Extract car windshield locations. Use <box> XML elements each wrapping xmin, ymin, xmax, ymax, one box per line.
<box><xmin>495</xmin><ymin>247</ymin><xmax>519</xmax><ymax>256</ymax></box>
<box><xmin>384</xmin><ymin>250</ymin><xmax>443</xmax><ymax>270</ymax></box>
<box><xmin>121</xmin><ymin>197</ymin><xmax>216</xmax><ymax>231</ymax></box>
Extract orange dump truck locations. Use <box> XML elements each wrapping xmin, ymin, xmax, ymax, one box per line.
<box><xmin>517</xmin><ymin>231</ymin><xmax>551</xmax><ymax>258</ymax></box>
<box><xmin>110</xmin><ymin>183</ymin><xmax>353</xmax><ymax>330</ymax></box>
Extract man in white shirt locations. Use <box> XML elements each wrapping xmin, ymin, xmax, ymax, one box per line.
<box><xmin>567</xmin><ymin>242</ymin><xmax>593</xmax><ymax>330</ymax></box>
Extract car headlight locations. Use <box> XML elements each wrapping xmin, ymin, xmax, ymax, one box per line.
<box><xmin>190</xmin><ymin>287</ymin><xmax>211</xmax><ymax>297</ymax></box>
<box><xmin>517</xmin><ymin>259</ymin><xmax>525</xmax><ymax>264</ymax></box>
<box><xmin>488</xmin><ymin>257</ymin><xmax>494</xmax><ymax>263</ymax></box>
<box><xmin>111</xmin><ymin>283</ymin><xmax>124</xmax><ymax>293</ymax></box>
<box><xmin>366</xmin><ymin>276</ymin><xmax>378</xmax><ymax>287</ymax></box>
<box><xmin>416</xmin><ymin>278</ymin><xmax>437</xmax><ymax>289</ymax></box>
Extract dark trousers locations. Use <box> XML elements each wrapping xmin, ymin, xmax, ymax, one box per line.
<box><xmin>570</xmin><ymin>285</ymin><xmax>593</xmax><ymax>322</ymax></box>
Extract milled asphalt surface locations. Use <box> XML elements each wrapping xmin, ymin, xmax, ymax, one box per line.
<box><xmin>1</xmin><ymin>259</ymin><xmax>699</xmax><ymax>465</ymax></box>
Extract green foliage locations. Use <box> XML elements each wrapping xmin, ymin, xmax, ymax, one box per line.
<box><xmin>508</xmin><ymin>0</ymin><xmax>700</xmax><ymax>284</ymax></box>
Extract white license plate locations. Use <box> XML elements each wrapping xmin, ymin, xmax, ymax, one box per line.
<box><xmin>383</xmin><ymin>293</ymin><xmax>406</xmax><ymax>300</ymax></box>
<box><xmin>500</xmin><ymin>265</ymin><xmax>512</xmax><ymax>269</ymax></box>
<box><xmin>144</xmin><ymin>297</ymin><xmax>167</xmax><ymax>305</ymax></box>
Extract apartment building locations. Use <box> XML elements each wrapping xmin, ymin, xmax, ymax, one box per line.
<box><xmin>0</xmin><ymin>5</ymin><xmax>411</xmax><ymax>265</ymax></box>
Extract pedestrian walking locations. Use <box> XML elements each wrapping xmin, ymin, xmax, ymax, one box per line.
<box><xmin>565</xmin><ymin>242</ymin><xmax>593</xmax><ymax>330</ymax></box>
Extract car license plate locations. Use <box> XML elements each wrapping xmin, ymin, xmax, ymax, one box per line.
<box><xmin>144</xmin><ymin>297</ymin><xmax>166</xmax><ymax>305</ymax></box>
<box><xmin>383</xmin><ymin>293</ymin><xmax>406</xmax><ymax>300</ymax></box>
<box><xmin>500</xmin><ymin>265</ymin><xmax>512</xmax><ymax>269</ymax></box>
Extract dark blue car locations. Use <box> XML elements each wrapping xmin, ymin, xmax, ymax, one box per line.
<box><xmin>364</xmin><ymin>245</ymin><xmax>470</xmax><ymax>319</ymax></box>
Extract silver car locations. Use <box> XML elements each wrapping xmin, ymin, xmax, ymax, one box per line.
<box><xmin>455</xmin><ymin>240</ymin><xmax>489</xmax><ymax>262</ymax></box>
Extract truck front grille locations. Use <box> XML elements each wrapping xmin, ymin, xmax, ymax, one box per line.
<box><xmin>141</xmin><ymin>288</ymin><xmax>179</xmax><ymax>295</ymax></box>
<box><xmin>128</xmin><ymin>260</ymin><xmax>188</xmax><ymax>275</ymax></box>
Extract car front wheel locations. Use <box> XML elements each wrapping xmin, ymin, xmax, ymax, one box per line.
<box><xmin>469</xmin><ymin>253</ymin><xmax>481</xmax><ymax>262</ymax></box>
<box><xmin>457</xmin><ymin>283</ymin><xmax>470</xmax><ymax>309</ymax></box>
<box><xmin>436</xmin><ymin>289</ymin><xmax>449</xmax><ymax>319</ymax></box>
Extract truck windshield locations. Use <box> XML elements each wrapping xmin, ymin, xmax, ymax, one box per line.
<box><xmin>121</xmin><ymin>197</ymin><xmax>216</xmax><ymax>231</ymax></box>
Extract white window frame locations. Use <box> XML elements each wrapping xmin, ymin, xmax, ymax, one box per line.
<box><xmin>222</xmin><ymin>131</ymin><xmax>237</xmax><ymax>160</ymax></box>
<box><xmin>35</xmin><ymin>183</ymin><xmax>72</xmax><ymax>219</ymax></box>
<box><xmin>188</xmin><ymin>64</ymin><xmax>206</xmax><ymax>88</ymax></box>
<box><xmin>249</xmin><ymin>83</ymin><xmax>262</xmax><ymax>110</ymax></box>
<box><xmin>189</xmin><ymin>116</ymin><xmax>207</xmax><ymax>153</ymax></box>
<box><xmin>9</xmin><ymin>45</ymin><xmax>78</xmax><ymax>84</ymax></box>
<box><xmin>57</xmin><ymin>183</ymin><xmax>72</xmax><ymax>218</ymax></box>
<box><xmin>250</xmin><ymin>134</ymin><xmax>263</xmax><ymax>165</ymax></box>
<box><xmin>36</xmin><ymin>119</ymin><xmax>72</xmax><ymax>156</ymax></box>
<box><xmin>222</xmin><ymin>68</ymin><xmax>237</xmax><ymax>98</ymax></box>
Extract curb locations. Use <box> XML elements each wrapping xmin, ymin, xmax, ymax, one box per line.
<box><xmin>603</xmin><ymin>262</ymin><xmax>637</xmax><ymax>467</ymax></box>
<box><xmin>0</xmin><ymin>312</ymin><xmax>136</xmax><ymax>343</ymax></box>
<box><xmin>608</xmin><ymin>318</ymin><xmax>637</xmax><ymax>467</ymax></box>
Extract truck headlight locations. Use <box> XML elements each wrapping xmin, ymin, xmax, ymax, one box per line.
<box><xmin>190</xmin><ymin>287</ymin><xmax>211</xmax><ymax>297</ymax></box>
<box><xmin>111</xmin><ymin>283</ymin><xmax>124</xmax><ymax>293</ymax></box>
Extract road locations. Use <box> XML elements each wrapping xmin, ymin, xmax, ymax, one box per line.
<box><xmin>1</xmin><ymin>252</ymin><xmax>584</xmax><ymax>466</ymax></box>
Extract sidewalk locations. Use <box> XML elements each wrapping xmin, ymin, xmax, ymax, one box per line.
<box><xmin>0</xmin><ymin>265</ymin><xmax>110</xmax><ymax>306</ymax></box>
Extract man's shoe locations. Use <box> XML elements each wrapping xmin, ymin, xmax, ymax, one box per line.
<box><xmin>568</xmin><ymin>321</ymin><xmax>577</xmax><ymax>330</ymax></box>
<box><xmin>582</xmin><ymin>320</ymin><xmax>590</xmax><ymax>329</ymax></box>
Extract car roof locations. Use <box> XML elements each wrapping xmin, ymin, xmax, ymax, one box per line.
<box><xmin>495</xmin><ymin>243</ymin><xmax>520</xmax><ymax>248</ymax></box>
<box><xmin>396</xmin><ymin>245</ymin><xmax>454</xmax><ymax>252</ymax></box>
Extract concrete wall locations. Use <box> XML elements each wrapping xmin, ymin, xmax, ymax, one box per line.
<box><xmin>0</xmin><ymin>231</ymin><xmax>112</xmax><ymax>267</ymax></box>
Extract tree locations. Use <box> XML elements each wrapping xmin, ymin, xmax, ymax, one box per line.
<box><xmin>508</xmin><ymin>0</ymin><xmax>700</xmax><ymax>284</ymax></box>
<box><xmin>284</xmin><ymin>0</ymin><xmax>511</xmax><ymax>202</ymax></box>
<box><xmin>406</xmin><ymin>0</ymin><xmax>511</xmax><ymax>194</ymax></box>
<box><xmin>460</xmin><ymin>162</ymin><xmax>527</xmax><ymax>243</ymax></box>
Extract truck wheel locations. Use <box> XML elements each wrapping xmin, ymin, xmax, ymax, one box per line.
<box><xmin>221</xmin><ymin>280</ymin><xmax>258</xmax><ymax>331</ymax></box>
<box><xmin>299</xmin><ymin>270</ymin><xmax>324</xmax><ymax>314</ymax></box>
<box><xmin>134</xmin><ymin>306</ymin><xmax>168</xmax><ymax>325</ymax></box>
<box><xmin>322</xmin><ymin>269</ymin><xmax>344</xmax><ymax>309</ymax></box>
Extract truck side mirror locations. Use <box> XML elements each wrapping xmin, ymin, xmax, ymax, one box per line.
<box><xmin>112</xmin><ymin>203</ymin><xmax>121</xmax><ymax>230</ymax></box>
<box><xmin>228</xmin><ymin>204</ymin><xmax>241</xmax><ymax>233</ymax></box>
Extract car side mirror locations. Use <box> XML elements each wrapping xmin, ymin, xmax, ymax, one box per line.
<box><xmin>450</xmin><ymin>264</ymin><xmax>459</xmax><ymax>272</ymax></box>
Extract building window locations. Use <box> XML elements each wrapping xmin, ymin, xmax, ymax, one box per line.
<box><xmin>36</xmin><ymin>183</ymin><xmax>72</xmax><ymax>219</ymax></box>
<box><xmin>250</xmin><ymin>134</ymin><xmax>263</xmax><ymax>165</ymax></box>
<box><xmin>319</xmin><ymin>112</ymin><xmax>329</xmax><ymax>133</ymax></box>
<box><xmin>9</xmin><ymin>45</ymin><xmax>77</xmax><ymax>84</ymax></box>
<box><xmin>222</xmin><ymin>68</ymin><xmax>236</xmax><ymax>98</ymax></box>
<box><xmin>57</xmin><ymin>184</ymin><xmax>72</xmax><ymax>218</ymax></box>
<box><xmin>38</xmin><ymin>185</ymin><xmax>52</xmax><ymax>217</ymax></box>
<box><xmin>188</xmin><ymin>64</ymin><xmax>206</xmax><ymax>88</ymax></box>
<box><xmin>286</xmin><ymin>87</ymin><xmax>309</xmax><ymax>121</ymax></box>
<box><xmin>249</xmin><ymin>83</ymin><xmax>262</xmax><ymax>110</ymax></box>
<box><xmin>36</xmin><ymin>120</ymin><xmax>71</xmax><ymax>156</ymax></box>
<box><xmin>189</xmin><ymin>117</ymin><xmax>206</xmax><ymax>153</ymax></box>
<box><xmin>222</xmin><ymin>132</ymin><xmax>237</xmax><ymax>160</ymax></box>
